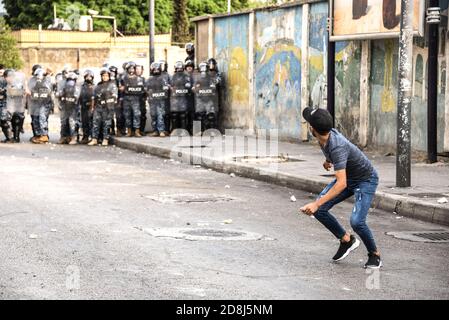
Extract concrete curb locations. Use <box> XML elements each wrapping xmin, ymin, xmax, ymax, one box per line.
<box><xmin>112</xmin><ymin>137</ymin><xmax>449</xmax><ymax>227</ymax></box>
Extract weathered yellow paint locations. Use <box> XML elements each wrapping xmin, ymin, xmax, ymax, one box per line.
<box><xmin>258</xmin><ymin>44</ymin><xmax>301</xmax><ymax>66</ymax></box>
<box><xmin>228</xmin><ymin>47</ymin><xmax>249</xmax><ymax>104</ymax></box>
<box><xmin>274</xmin><ymin>60</ymin><xmax>290</xmax><ymax>88</ymax></box>
<box><xmin>381</xmin><ymin>39</ymin><xmax>395</xmax><ymax>113</ymax></box>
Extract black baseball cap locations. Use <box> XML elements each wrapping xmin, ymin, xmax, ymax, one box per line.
<box><xmin>302</xmin><ymin>107</ymin><xmax>333</xmax><ymax>134</ymax></box>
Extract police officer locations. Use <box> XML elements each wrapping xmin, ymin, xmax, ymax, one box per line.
<box><xmin>108</xmin><ymin>65</ymin><xmax>122</xmax><ymax>136</ymax></box>
<box><xmin>79</xmin><ymin>70</ymin><xmax>96</xmax><ymax>144</ymax></box>
<box><xmin>157</xmin><ymin>60</ymin><xmax>171</xmax><ymax>132</ymax></box>
<box><xmin>120</xmin><ymin>61</ymin><xmax>144</xmax><ymax>137</ymax></box>
<box><xmin>89</xmin><ymin>68</ymin><xmax>118</xmax><ymax>146</ymax></box>
<box><xmin>28</xmin><ymin>68</ymin><xmax>52</xmax><ymax>144</ymax></box>
<box><xmin>185</xmin><ymin>60</ymin><xmax>196</xmax><ymax>134</ymax></box>
<box><xmin>185</xmin><ymin>43</ymin><xmax>195</xmax><ymax>63</ymax></box>
<box><xmin>206</xmin><ymin>58</ymin><xmax>221</xmax><ymax>131</ymax></box>
<box><xmin>0</xmin><ymin>66</ymin><xmax>12</xmax><ymax>143</ymax></box>
<box><xmin>192</xmin><ymin>62</ymin><xmax>220</xmax><ymax>134</ymax></box>
<box><xmin>169</xmin><ymin>61</ymin><xmax>191</xmax><ymax>135</ymax></box>
<box><xmin>146</xmin><ymin>62</ymin><xmax>169</xmax><ymax>137</ymax></box>
<box><xmin>29</xmin><ymin>64</ymin><xmax>42</xmax><ymax>138</ymax></box>
<box><xmin>59</xmin><ymin>72</ymin><xmax>80</xmax><ymax>145</ymax></box>
<box><xmin>6</xmin><ymin>70</ymin><xmax>27</xmax><ymax>143</ymax></box>
<box><xmin>135</xmin><ymin>64</ymin><xmax>147</xmax><ymax>135</ymax></box>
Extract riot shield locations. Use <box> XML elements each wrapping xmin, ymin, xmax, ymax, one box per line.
<box><xmin>6</xmin><ymin>71</ymin><xmax>26</xmax><ymax>114</ymax></box>
<box><xmin>123</xmin><ymin>74</ymin><xmax>145</xmax><ymax>96</ymax></box>
<box><xmin>193</xmin><ymin>73</ymin><xmax>218</xmax><ymax>114</ymax></box>
<box><xmin>170</xmin><ymin>73</ymin><xmax>190</xmax><ymax>113</ymax></box>
<box><xmin>96</xmin><ymin>81</ymin><xmax>118</xmax><ymax>111</ymax></box>
<box><xmin>146</xmin><ymin>75</ymin><xmax>169</xmax><ymax>103</ymax></box>
<box><xmin>28</xmin><ymin>76</ymin><xmax>53</xmax><ymax>118</ymax></box>
<box><xmin>59</xmin><ymin>78</ymin><xmax>82</xmax><ymax>124</ymax></box>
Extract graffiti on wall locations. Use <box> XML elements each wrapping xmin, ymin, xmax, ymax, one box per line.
<box><xmin>309</xmin><ymin>2</ymin><xmax>360</xmax><ymax>142</ymax></box>
<box><xmin>214</xmin><ymin>15</ymin><xmax>250</xmax><ymax>130</ymax></box>
<box><xmin>254</xmin><ymin>7</ymin><xmax>302</xmax><ymax>138</ymax></box>
<box><xmin>369</xmin><ymin>38</ymin><xmax>446</xmax><ymax>152</ymax></box>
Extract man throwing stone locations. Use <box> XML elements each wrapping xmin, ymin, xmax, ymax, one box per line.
<box><xmin>300</xmin><ymin>107</ymin><xmax>382</xmax><ymax>269</ymax></box>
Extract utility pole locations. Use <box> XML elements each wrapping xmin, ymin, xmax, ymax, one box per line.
<box><xmin>228</xmin><ymin>0</ymin><xmax>231</xmax><ymax>14</ymax></box>
<box><xmin>427</xmin><ymin>2</ymin><xmax>440</xmax><ymax>163</ymax></box>
<box><xmin>396</xmin><ymin>0</ymin><xmax>414</xmax><ymax>188</ymax></box>
<box><xmin>327</xmin><ymin>2</ymin><xmax>335</xmax><ymax>126</ymax></box>
<box><xmin>149</xmin><ymin>0</ymin><xmax>155</xmax><ymax>65</ymax></box>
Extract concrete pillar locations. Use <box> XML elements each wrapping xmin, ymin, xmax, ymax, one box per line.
<box><xmin>248</xmin><ymin>12</ymin><xmax>255</xmax><ymax>134</ymax></box>
<box><xmin>359</xmin><ymin>40</ymin><xmax>371</xmax><ymax>148</ymax></box>
<box><xmin>301</xmin><ymin>4</ymin><xmax>310</xmax><ymax>141</ymax></box>
<box><xmin>445</xmin><ymin>24</ymin><xmax>449</xmax><ymax>151</ymax></box>
<box><xmin>208</xmin><ymin>17</ymin><xmax>214</xmax><ymax>59</ymax></box>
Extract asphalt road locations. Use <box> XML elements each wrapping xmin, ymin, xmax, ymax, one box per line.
<box><xmin>1</xmin><ymin>134</ymin><xmax>448</xmax><ymax>300</ymax></box>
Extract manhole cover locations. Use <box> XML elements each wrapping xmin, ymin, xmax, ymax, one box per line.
<box><xmin>233</xmin><ymin>155</ymin><xmax>304</xmax><ymax>164</ymax></box>
<box><xmin>386</xmin><ymin>230</ymin><xmax>449</xmax><ymax>243</ymax></box>
<box><xmin>144</xmin><ymin>228</ymin><xmax>274</xmax><ymax>241</ymax></box>
<box><xmin>144</xmin><ymin>193</ymin><xmax>236</xmax><ymax>203</ymax></box>
<box><xmin>183</xmin><ymin>229</ymin><xmax>245</xmax><ymax>238</ymax></box>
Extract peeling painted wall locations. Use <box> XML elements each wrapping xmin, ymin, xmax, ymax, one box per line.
<box><xmin>308</xmin><ymin>2</ymin><xmax>361</xmax><ymax>143</ymax></box>
<box><xmin>335</xmin><ymin>41</ymin><xmax>362</xmax><ymax>143</ymax></box>
<box><xmin>308</xmin><ymin>2</ymin><xmax>327</xmax><ymax>109</ymax></box>
<box><xmin>369</xmin><ymin>39</ymin><xmax>446</xmax><ymax>152</ymax></box>
<box><xmin>195</xmin><ymin>1</ymin><xmax>448</xmax><ymax>153</ymax></box>
<box><xmin>254</xmin><ymin>7</ymin><xmax>303</xmax><ymax>140</ymax></box>
<box><xmin>214</xmin><ymin>15</ymin><xmax>251</xmax><ymax>131</ymax></box>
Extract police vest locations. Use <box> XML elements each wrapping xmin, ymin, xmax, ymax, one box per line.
<box><xmin>124</xmin><ymin>76</ymin><xmax>144</xmax><ymax>96</ymax></box>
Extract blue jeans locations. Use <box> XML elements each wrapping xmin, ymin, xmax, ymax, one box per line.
<box><xmin>314</xmin><ymin>170</ymin><xmax>379</xmax><ymax>253</ymax></box>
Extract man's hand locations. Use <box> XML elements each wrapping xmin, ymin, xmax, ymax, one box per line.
<box><xmin>300</xmin><ymin>202</ymin><xmax>319</xmax><ymax>216</ymax></box>
<box><xmin>323</xmin><ymin>161</ymin><xmax>333</xmax><ymax>171</ymax></box>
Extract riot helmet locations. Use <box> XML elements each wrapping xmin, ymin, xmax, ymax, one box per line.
<box><xmin>158</xmin><ymin>60</ymin><xmax>168</xmax><ymax>73</ymax></box>
<box><xmin>32</xmin><ymin>64</ymin><xmax>43</xmax><ymax>75</ymax></box>
<box><xmin>150</xmin><ymin>62</ymin><xmax>162</xmax><ymax>76</ymax></box>
<box><xmin>198</xmin><ymin>62</ymin><xmax>209</xmax><ymax>74</ymax></box>
<box><xmin>174</xmin><ymin>61</ymin><xmax>185</xmax><ymax>73</ymax></box>
<box><xmin>186</xmin><ymin>43</ymin><xmax>195</xmax><ymax>55</ymax></box>
<box><xmin>185</xmin><ymin>60</ymin><xmax>195</xmax><ymax>73</ymax></box>
<box><xmin>126</xmin><ymin>61</ymin><xmax>137</xmax><ymax>75</ymax></box>
<box><xmin>33</xmin><ymin>67</ymin><xmax>46</xmax><ymax>80</ymax></box>
<box><xmin>84</xmin><ymin>69</ymin><xmax>95</xmax><ymax>84</ymax></box>
<box><xmin>208</xmin><ymin>58</ymin><xmax>218</xmax><ymax>72</ymax></box>
<box><xmin>100</xmin><ymin>68</ymin><xmax>111</xmax><ymax>82</ymax></box>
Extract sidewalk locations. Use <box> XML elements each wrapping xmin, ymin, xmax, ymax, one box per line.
<box><xmin>112</xmin><ymin>134</ymin><xmax>449</xmax><ymax>226</ymax></box>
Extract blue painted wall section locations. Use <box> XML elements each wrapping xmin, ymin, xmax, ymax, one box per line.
<box><xmin>214</xmin><ymin>15</ymin><xmax>251</xmax><ymax>131</ymax></box>
<box><xmin>254</xmin><ymin>7</ymin><xmax>302</xmax><ymax>140</ymax></box>
<box><xmin>370</xmin><ymin>39</ymin><xmax>446</xmax><ymax>152</ymax></box>
<box><xmin>200</xmin><ymin>1</ymin><xmax>448</xmax><ymax>153</ymax></box>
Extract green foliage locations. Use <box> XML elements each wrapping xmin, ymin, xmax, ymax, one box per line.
<box><xmin>3</xmin><ymin>0</ymin><xmax>266</xmax><ymax>36</ymax></box>
<box><xmin>0</xmin><ymin>18</ymin><xmax>24</xmax><ymax>69</ymax></box>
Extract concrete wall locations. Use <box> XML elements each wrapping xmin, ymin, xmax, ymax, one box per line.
<box><xmin>194</xmin><ymin>1</ymin><xmax>449</xmax><ymax>153</ymax></box>
<box><xmin>369</xmin><ymin>39</ymin><xmax>447</xmax><ymax>153</ymax></box>
<box><xmin>254</xmin><ymin>6</ymin><xmax>303</xmax><ymax>140</ymax></box>
<box><xmin>15</xmin><ymin>30</ymin><xmax>185</xmax><ymax>78</ymax></box>
<box><xmin>214</xmin><ymin>14</ymin><xmax>252</xmax><ymax>131</ymax></box>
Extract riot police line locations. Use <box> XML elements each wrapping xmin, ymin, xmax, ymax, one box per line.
<box><xmin>0</xmin><ymin>53</ymin><xmax>222</xmax><ymax>146</ymax></box>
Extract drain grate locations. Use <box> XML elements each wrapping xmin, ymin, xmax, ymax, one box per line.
<box><xmin>144</xmin><ymin>193</ymin><xmax>236</xmax><ymax>204</ymax></box>
<box><xmin>144</xmin><ymin>227</ymin><xmax>274</xmax><ymax>241</ymax></box>
<box><xmin>413</xmin><ymin>232</ymin><xmax>449</xmax><ymax>241</ymax></box>
<box><xmin>386</xmin><ymin>230</ymin><xmax>449</xmax><ymax>243</ymax></box>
